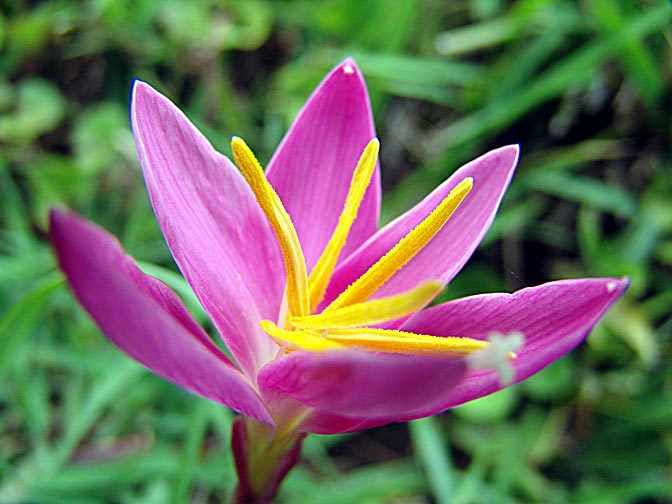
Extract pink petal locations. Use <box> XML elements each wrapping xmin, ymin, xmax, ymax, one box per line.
<box><xmin>258</xmin><ymin>350</ymin><xmax>466</xmax><ymax>423</ymax></box>
<box><xmin>322</xmin><ymin>145</ymin><xmax>519</xmax><ymax>310</ymax></box>
<box><xmin>131</xmin><ymin>82</ymin><xmax>284</xmax><ymax>376</ymax></box>
<box><xmin>298</xmin><ymin>411</ymin><xmax>373</xmax><ymax>435</ymax></box>
<box><xmin>298</xmin><ymin>407</ymin><xmax>428</xmax><ymax>435</ymax></box>
<box><xmin>258</xmin><ymin>386</ymin><xmax>373</xmax><ymax>435</ymax></box>
<box><xmin>402</xmin><ymin>277</ymin><xmax>629</xmax><ymax>411</ymax></box>
<box><xmin>265</xmin><ymin>59</ymin><xmax>380</xmax><ymax>270</ymax></box>
<box><xmin>51</xmin><ymin>210</ymin><xmax>274</xmax><ymax>425</ymax></box>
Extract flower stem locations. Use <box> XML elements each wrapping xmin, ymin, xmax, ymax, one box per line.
<box><xmin>231</xmin><ymin>416</ymin><xmax>305</xmax><ymax>503</ymax></box>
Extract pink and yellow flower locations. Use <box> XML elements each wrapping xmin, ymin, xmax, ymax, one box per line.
<box><xmin>51</xmin><ymin>59</ymin><xmax>627</xmax><ymax>501</ymax></box>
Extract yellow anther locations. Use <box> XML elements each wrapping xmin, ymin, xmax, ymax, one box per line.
<box><xmin>325</xmin><ymin>177</ymin><xmax>473</xmax><ymax>311</ymax></box>
<box><xmin>323</xmin><ymin>327</ymin><xmax>488</xmax><ymax>357</ymax></box>
<box><xmin>308</xmin><ymin>139</ymin><xmax>379</xmax><ymax>311</ymax></box>
<box><xmin>292</xmin><ymin>281</ymin><xmax>442</xmax><ymax>330</ymax></box>
<box><xmin>231</xmin><ymin>137</ymin><xmax>310</xmax><ymax>317</ymax></box>
<box><xmin>260</xmin><ymin>320</ymin><xmax>344</xmax><ymax>352</ymax></box>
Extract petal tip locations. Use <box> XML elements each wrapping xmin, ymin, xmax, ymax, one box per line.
<box><xmin>130</xmin><ymin>80</ymin><xmax>152</xmax><ymax>110</ymax></box>
<box><xmin>338</xmin><ymin>57</ymin><xmax>360</xmax><ymax>75</ymax></box>
<box><xmin>327</xmin><ymin>58</ymin><xmax>366</xmax><ymax>90</ymax></box>
<box><xmin>131</xmin><ymin>79</ymin><xmax>154</xmax><ymax>99</ymax></box>
<box><xmin>606</xmin><ymin>276</ymin><xmax>630</xmax><ymax>296</ymax></box>
<box><xmin>49</xmin><ymin>207</ymin><xmax>64</xmax><ymax>226</ymax></box>
<box><xmin>484</xmin><ymin>144</ymin><xmax>520</xmax><ymax>180</ymax></box>
<box><xmin>501</xmin><ymin>143</ymin><xmax>521</xmax><ymax>164</ymax></box>
<box><xmin>342</xmin><ymin>61</ymin><xmax>356</xmax><ymax>75</ymax></box>
<box><xmin>49</xmin><ymin>208</ymin><xmax>65</xmax><ymax>244</ymax></box>
<box><xmin>130</xmin><ymin>81</ymin><xmax>171</xmax><ymax>128</ymax></box>
<box><xmin>49</xmin><ymin>207</ymin><xmax>80</xmax><ymax>241</ymax></box>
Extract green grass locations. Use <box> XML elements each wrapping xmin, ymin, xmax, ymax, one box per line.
<box><xmin>1</xmin><ymin>0</ymin><xmax>671</xmax><ymax>502</ymax></box>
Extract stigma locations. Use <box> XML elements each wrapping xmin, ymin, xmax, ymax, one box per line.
<box><xmin>231</xmin><ymin>137</ymin><xmax>496</xmax><ymax>360</ymax></box>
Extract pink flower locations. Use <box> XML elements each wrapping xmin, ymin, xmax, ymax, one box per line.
<box><xmin>51</xmin><ymin>59</ymin><xmax>627</xmax><ymax>501</ymax></box>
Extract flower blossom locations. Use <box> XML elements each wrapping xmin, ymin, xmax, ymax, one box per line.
<box><xmin>51</xmin><ymin>59</ymin><xmax>627</xmax><ymax>501</ymax></box>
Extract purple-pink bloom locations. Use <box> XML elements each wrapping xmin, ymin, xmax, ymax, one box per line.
<box><xmin>51</xmin><ymin>59</ymin><xmax>627</xmax><ymax>498</ymax></box>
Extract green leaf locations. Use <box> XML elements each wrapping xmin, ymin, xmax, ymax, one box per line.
<box><xmin>0</xmin><ymin>79</ymin><xmax>66</xmax><ymax>145</ymax></box>
<box><xmin>0</xmin><ymin>272</ymin><xmax>64</xmax><ymax>376</ymax></box>
<box><xmin>526</xmin><ymin>171</ymin><xmax>637</xmax><ymax>218</ymax></box>
<box><xmin>409</xmin><ymin>416</ymin><xmax>454</xmax><ymax>504</ymax></box>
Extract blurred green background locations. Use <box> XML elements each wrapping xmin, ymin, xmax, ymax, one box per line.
<box><xmin>1</xmin><ymin>0</ymin><xmax>671</xmax><ymax>502</ymax></box>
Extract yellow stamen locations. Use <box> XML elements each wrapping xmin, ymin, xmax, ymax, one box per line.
<box><xmin>231</xmin><ymin>137</ymin><xmax>309</xmax><ymax>317</ymax></box>
<box><xmin>325</xmin><ymin>177</ymin><xmax>473</xmax><ymax>311</ymax></box>
<box><xmin>260</xmin><ymin>320</ymin><xmax>344</xmax><ymax>352</ymax></box>
<box><xmin>291</xmin><ymin>281</ymin><xmax>442</xmax><ymax>330</ymax></box>
<box><xmin>308</xmin><ymin>139</ymin><xmax>379</xmax><ymax>310</ymax></box>
<box><xmin>323</xmin><ymin>327</ymin><xmax>488</xmax><ymax>356</ymax></box>
<box><xmin>234</xmin><ymin>134</ymin><xmax>492</xmax><ymax>361</ymax></box>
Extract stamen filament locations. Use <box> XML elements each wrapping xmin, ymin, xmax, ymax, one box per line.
<box><xmin>291</xmin><ymin>281</ymin><xmax>442</xmax><ymax>330</ymax></box>
<box><xmin>231</xmin><ymin>137</ymin><xmax>310</xmax><ymax>317</ymax></box>
<box><xmin>319</xmin><ymin>327</ymin><xmax>487</xmax><ymax>357</ymax></box>
<box><xmin>325</xmin><ymin>177</ymin><xmax>473</xmax><ymax>311</ymax></box>
<box><xmin>260</xmin><ymin>321</ymin><xmax>344</xmax><ymax>352</ymax></box>
<box><xmin>308</xmin><ymin>139</ymin><xmax>379</xmax><ymax>311</ymax></box>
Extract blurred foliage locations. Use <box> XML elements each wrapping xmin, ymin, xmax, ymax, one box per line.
<box><xmin>1</xmin><ymin>0</ymin><xmax>671</xmax><ymax>502</ymax></box>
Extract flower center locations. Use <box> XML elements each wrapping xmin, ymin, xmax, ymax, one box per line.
<box><xmin>231</xmin><ymin>137</ymin><xmax>489</xmax><ymax>358</ymax></box>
